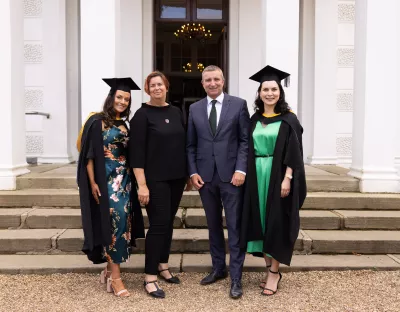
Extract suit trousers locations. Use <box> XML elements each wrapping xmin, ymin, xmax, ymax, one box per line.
<box><xmin>199</xmin><ymin>168</ymin><xmax>245</xmax><ymax>281</ymax></box>
<box><xmin>145</xmin><ymin>178</ymin><xmax>185</xmax><ymax>275</ymax></box>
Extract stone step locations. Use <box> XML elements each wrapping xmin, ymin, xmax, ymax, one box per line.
<box><xmin>3</xmin><ymin>208</ymin><xmax>399</xmax><ymax>230</ymax></box>
<box><xmin>0</xmin><ymin>254</ymin><xmax>398</xmax><ymax>274</ymax></box>
<box><xmin>0</xmin><ymin>229</ymin><xmax>62</xmax><ymax>253</ymax></box>
<box><xmin>16</xmin><ymin>175</ymin><xmax>359</xmax><ymax>192</ymax></box>
<box><xmin>0</xmin><ymin>228</ymin><xmax>303</xmax><ymax>254</ymax></box>
<box><xmin>185</xmin><ymin>209</ymin><xmax>342</xmax><ymax>230</ymax></box>
<box><xmin>56</xmin><ymin>229</ymin><xmax>303</xmax><ymax>253</ymax></box>
<box><xmin>1</xmin><ymin>190</ymin><xmax>400</xmax><ymax>210</ymax></box>
<box><xmin>335</xmin><ymin>210</ymin><xmax>400</xmax><ymax>230</ymax></box>
<box><xmin>303</xmin><ymin>230</ymin><xmax>400</xmax><ymax>254</ymax></box>
<box><xmin>1</xmin><ymin>228</ymin><xmax>400</xmax><ymax>254</ymax></box>
<box><xmin>0</xmin><ymin>208</ymin><xmax>183</xmax><ymax>229</ymax></box>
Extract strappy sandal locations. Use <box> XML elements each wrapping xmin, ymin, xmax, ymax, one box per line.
<box><xmin>107</xmin><ymin>277</ymin><xmax>130</xmax><ymax>297</ymax></box>
<box><xmin>261</xmin><ymin>269</ymin><xmax>282</xmax><ymax>296</ymax></box>
<box><xmin>158</xmin><ymin>268</ymin><xmax>180</xmax><ymax>284</ymax></box>
<box><xmin>143</xmin><ymin>280</ymin><xmax>165</xmax><ymax>299</ymax></box>
<box><xmin>259</xmin><ymin>265</ymin><xmax>271</xmax><ymax>289</ymax></box>
<box><xmin>100</xmin><ymin>267</ymin><xmax>111</xmax><ymax>284</ymax></box>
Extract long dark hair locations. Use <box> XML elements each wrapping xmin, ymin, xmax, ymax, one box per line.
<box><xmin>100</xmin><ymin>91</ymin><xmax>131</xmax><ymax>128</ymax></box>
<box><xmin>254</xmin><ymin>82</ymin><xmax>290</xmax><ymax>114</ymax></box>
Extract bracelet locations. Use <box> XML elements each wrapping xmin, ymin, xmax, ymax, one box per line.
<box><xmin>285</xmin><ymin>174</ymin><xmax>293</xmax><ymax>180</ymax></box>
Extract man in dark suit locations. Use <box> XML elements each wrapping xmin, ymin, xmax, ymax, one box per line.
<box><xmin>186</xmin><ymin>65</ymin><xmax>250</xmax><ymax>299</ymax></box>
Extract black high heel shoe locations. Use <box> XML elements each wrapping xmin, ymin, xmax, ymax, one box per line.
<box><xmin>261</xmin><ymin>269</ymin><xmax>282</xmax><ymax>296</ymax></box>
<box><xmin>143</xmin><ymin>280</ymin><xmax>165</xmax><ymax>299</ymax></box>
<box><xmin>158</xmin><ymin>268</ymin><xmax>180</xmax><ymax>284</ymax></box>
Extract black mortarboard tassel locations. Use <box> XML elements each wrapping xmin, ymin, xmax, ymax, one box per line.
<box><xmin>102</xmin><ymin>77</ymin><xmax>141</xmax><ymax>95</ymax></box>
<box><xmin>249</xmin><ymin>65</ymin><xmax>290</xmax><ymax>87</ymax></box>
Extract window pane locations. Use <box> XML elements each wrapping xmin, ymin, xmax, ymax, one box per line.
<box><xmin>160</xmin><ymin>0</ymin><xmax>186</xmax><ymax>19</ymax></box>
<box><xmin>171</xmin><ymin>43</ymin><xmax>191</xmax><ymax>58</ymax></box>
<box><xmin>156</xmin><ymin>42</ymin><xmax>164</xmax><ymax>57</ymax></box>
<box><xmin>171</xmin><ymin>58</ymin><xmax>191</xmax><ymax>72</ymax></box>
<box><xmin>196</xmin><ymin>0</ymin><xmax>223</xmax><ymax>20</ymax></box>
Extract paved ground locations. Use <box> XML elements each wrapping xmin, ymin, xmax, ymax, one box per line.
<box><xmin>1</xmin><ymin>271</ymin><xmax>399</xmax><ymax>312</ymax></box>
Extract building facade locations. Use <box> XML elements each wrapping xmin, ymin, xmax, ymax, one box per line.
<box><xmin>1</xmin><ymin>0</ymin><xmax>400</xmax><ymax>192</ymax></box>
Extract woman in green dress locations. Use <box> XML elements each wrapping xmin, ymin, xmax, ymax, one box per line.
<box><xmin>240</xmin><ymin>66</ymin><xmax>306</xmax><ymax>296</ymax></box>
<box><xmin>77</xmin><ymin>78</ymin><xmax>144</xmax><ymax>298</ymax></box>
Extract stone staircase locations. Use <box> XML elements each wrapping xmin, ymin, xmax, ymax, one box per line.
<box><xmin>0</xmin><ymin>164</ymin><xmax>399</xmax><ymax>273</ymax></box>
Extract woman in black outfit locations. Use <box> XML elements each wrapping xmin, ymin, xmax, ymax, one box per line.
<box><xmin>129</xmin><ymin>71</ymin><xmax>190</xmax><ymax>299</ymax></box>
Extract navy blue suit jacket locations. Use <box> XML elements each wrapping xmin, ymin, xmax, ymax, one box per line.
<box><xmin>186</xmin><ymin>93</ymin><xmax>251</xmax><ymax>183</ymax></box>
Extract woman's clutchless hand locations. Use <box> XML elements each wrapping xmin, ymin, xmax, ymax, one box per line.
<box><xmin>281</xmin><ymin>177</ymin><xmax>291</xmax><ymax>198</ymax></box>
<box><xmin>90</xmin><ymin>183</ymin><xmax>101</xmax><ymax>204</ymax></box>
<box><xmin>138</xmin><ymin>184</ymin><xmax>150</xmax><ymax>205</ymax></box>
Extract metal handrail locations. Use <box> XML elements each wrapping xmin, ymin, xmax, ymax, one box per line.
<box><xmin>25</xmin><ymin>111</ymin><xmax>50</xmax><ymax>119</ymax></box>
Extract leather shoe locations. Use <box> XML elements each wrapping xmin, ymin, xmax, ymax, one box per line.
<box><xmin>229</xmin><ymin>280</ymin><xmax>243</xmax><ymax>299</ymax></box>
<box><xmin>200</xmin><ymin>270</ymin><xmax>228</xmax><ymax>285</ymax></box>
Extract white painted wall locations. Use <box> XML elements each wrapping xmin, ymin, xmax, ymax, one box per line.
<box><xmin>38</xmin><ymin>0</ymin><xmax>73</xmax><ymax>164</ymax></box>
<box><xmin>336</xmin><ymin>0</ymin><xmax>355</xmax><ymax>165</ymax></box>
<box><xmin>24</xmin><ymin>0</ymin><xmax>44</xmax><ymax>159</ymax></box>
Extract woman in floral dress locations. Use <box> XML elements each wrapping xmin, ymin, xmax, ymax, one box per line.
<box><xmin>77</xmin><ymin>77</ymin><xmax>144</xmax><ymax>298</ymax></box>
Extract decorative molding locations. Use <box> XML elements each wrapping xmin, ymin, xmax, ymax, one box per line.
<box><xmin>24</xmin><ymin>44</ymin><xmax>43</xmax><ymax>63</ymax></box>
<box><xmin>26</xmin><ymin>135</ymin><xmax>44</xmax><ymax>154</ymax></box>
<box><xmin>336</xmin><ymin>92</ymin><xmax>353</xmax><ymax>111</ymax></box>
<box><xmin>338</xmin><ymin>3</ymin><xmax>355</xmax><ymax>23</ymax></box>
<box><xmin>337</xmin><ymin>48</ymin><xmax>354</xmax><ymax>67</ymax></box>
<box><xmin>336</xmin><ymin>137</ymin><xmax>352</xmax><ymax>156</ymax></box>
<box><xmin>25</xmin><ymin>88</ymin><xmax>44</xmax><ymax>110</ymax></box>
<box><xmin>24</xmin><ymin>0</ymin><xmax>43</xmax><ymax>17</ymax></box>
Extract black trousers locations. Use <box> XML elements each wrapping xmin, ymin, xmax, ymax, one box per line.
<box><xmin>145</xmin><ymin>178</ymin><xmax>185</xmax><ymax>275</ymax></box>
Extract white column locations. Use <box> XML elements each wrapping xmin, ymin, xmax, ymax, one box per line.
<box><xmin>80</xmin><ymin>0</ymin><xmax>121</xmax><ymax>121</ymax></box>
<box><xmin>261</xmin><ymin>0</ymin><xmax>300</xmax><ymax>112</ymax></box>
<box><xmin>141</xmin><ymin>0</ymin><xmax>153</xmax><ymax>111</ymax></box>
<box><xmin>38</xmin><ymin>0</ymin><xmax>73</xmax><ymax>163</ymax></box>
<box><xmin>0</xmin><ymin>0</ymin><xmax>30</xmax><ymax>189</ymax></box>
<box><xmin>237</xmin><ymin>0</ymin><xmax>263</xmax><ymax>114</ymax></box>
<box><xmin>66</xmin><ymin>0</ymin><xmax>81</xmax><ymax>161</ymax></box>
<box><xmin>121</xmin><ymin>0</ymin><xmax>145</xmax><ymax>114</ymax></box>
<box><xmin>396</xmin><ymin>1</ymin><xmax>400</xmax><ymax>172</ymax></box>
<box><xmin>300</xmin><ymin>0</ymin><xmax>338</xmax><ymax>165</ymax></box>
<box><xmin>348</xmin><ymin>0</ymin><xmax>400</xmax><ymax>193</ymax></box>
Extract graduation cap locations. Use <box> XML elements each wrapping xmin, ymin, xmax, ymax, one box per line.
<box><xmin>249</xmin><ymin>65</ymin><xmax>290</xmax><ymax>87</ymax></box>
<box><xmin>102</xmin><ymin>77</ymin><xmax>141</xmax><ymax>95</ymax></box>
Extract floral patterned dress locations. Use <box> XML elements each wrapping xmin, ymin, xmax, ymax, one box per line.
<box><xmin>102</xmin><ymin>120</ymin><xmax>132</xmax><ymax>264</ymax></box>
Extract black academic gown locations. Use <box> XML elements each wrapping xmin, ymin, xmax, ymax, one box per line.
<box><xmin>240</xmin><ymin>111</ymin><xmax>307</xmax><ymax>266</ymax></box>
<box><xmin>77</xmin><ymin>114</ymin><xmax>145</xmax><ymax>264</ymax></box>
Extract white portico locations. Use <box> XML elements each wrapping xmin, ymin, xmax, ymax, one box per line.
<box><xmin>1</xmin><ymin>0</ymin><xmax>399</xmax><ymax>192</ymax></box>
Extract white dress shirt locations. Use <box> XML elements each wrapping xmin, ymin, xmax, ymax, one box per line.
<box><xmin>190</xmin><ymin>93</ymin><xmax>245</xmax><ymax>178</ymax></box>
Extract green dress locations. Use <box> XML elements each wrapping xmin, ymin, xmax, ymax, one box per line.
<box><xmin>102</xmin><ymin>121</ymin><xmax>132</xmax><ymax>264</ymax></box>
<box><xmin>247</xmin><ymin>120</ymin><xmax>282</xmax><ymax>254</ymax></box>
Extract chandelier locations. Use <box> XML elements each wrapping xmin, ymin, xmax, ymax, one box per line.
<box><xmin>183</xmin><ymin>62</ymin><xmax>205</xmax><ymax>73</ymax></box>
<box><xmin>174</xmin><ymin>23</ymin><xmax>212</xmax><ymax>42</ymax></box>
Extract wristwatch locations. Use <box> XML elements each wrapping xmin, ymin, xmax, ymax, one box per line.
<box><xmin>285</xmin><ymin>174</ymin><xmax>293</xmax><ymax>180</ymax></box>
